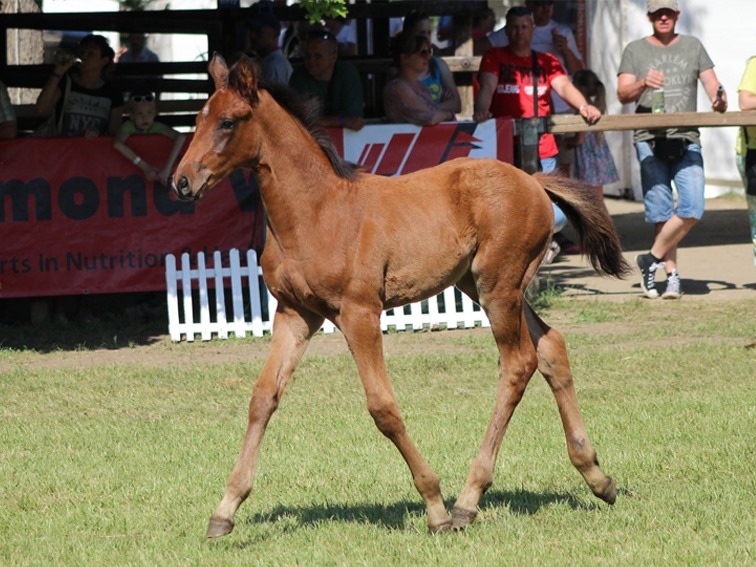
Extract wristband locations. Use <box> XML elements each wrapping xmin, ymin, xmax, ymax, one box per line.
<box><xmin>133</xmin><ymin>156</ymin><xmax>142</xmax><ymax>166</ymax></box>
<box><xmin>579</xmin><ymin>104</ymin><xmax>588</xmax><ymax>112</ymax></box>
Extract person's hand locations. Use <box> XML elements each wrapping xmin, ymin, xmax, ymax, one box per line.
<box><xmin>579</xmin><ymin>103</ymin><xmax>601</xmax><ymax>124</ymax></box>
<box><xmin>141</xmin><ymin>166</ymin><xmax>159</xmax><ymax>182</ymax></box>
<box><xmin>52</xmin><ymin>50</ymin><xmax>77</xmax><ymax>77</ymax></box>
<box><xmin>473</xmin><ymin>108</ymin><xmax>493</xmax><ymax>123</ymax></box>
<box><xmin>158</xmin><ymin>167</ymin><xmax>172</xmax><ymax>186</ymax></box>
<box><xmin>551</xmin><ymin>29</ymin><xmax>569</xmax><ymax>54</ymax></box>
<box><xmin>344</xmin><ymin>116</ymin><xmax>366</xmax><ymax>131</ymax></box>
<box><xmin>712</xmin><ymin>88</ymin><xmax>727</xmax><ymax>113</ymax></box>
<box><xmin>643</xmin><ymin>69</ymin><xmax>665</xmax><ymax>90</ymax></box>
<box><xmin>83</xmin><ymin>128</ymin><xmax>100</xmax><ymax>140</ymax></box>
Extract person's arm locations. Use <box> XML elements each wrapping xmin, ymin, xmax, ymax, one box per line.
<box><xmin>107</xmin><ymin>104</ymin><xmax>125</xmax><ymax>136</ymax></box>
<box><xmin>740</xmin><ymin>88</ymin><xmax>756</xmax><ymax>111</ymax></box>
<box><xmin>113</xmin><ymin>128</ymin><xmax>160</xmax><ymax>181</ymax></box>
<box><xmin>739</xmin><ymin>59</ymin><xmax>756</xmax><ymax>111</ymax></box>
<box><xmin>617</xmin><ymin>69</ymin><xmax>664</xmax><ymax>105</ymax></box>
<box><xmin>699</xmin><ymin>68</ymin><xmax>727</xmax><ymax>113</ymax></box>
<box><xmin>551</xmin><ymin>75</ymin><xmax>600</xmax><ymax>123</ymax></box>
<box><xmin>473</xmin><ymin>72</ymin><xmax>497</xmax><ymax>123</ymax></box>
<box><xmin>35</xmin><ymin>56</ymin><xmax>75</xmax><ymax>117</ymax></box>
<box><xmin>158</xmin><ymin>127</ymin><xmax>187</xmax><ymax>185</ymax></box>
<box><xmin>385</xmin><ymin>81</ymin><xmax>451</xmax><ymax>126</ymax></box>
<box><xmin>552</xmin><ymin>28</ymin><xmax>584</xmax><ymax>74</ymax></box>
<box><xmin>435</xmin><ymin>57</ymin><xmax>462</xmax><ymax>114</ymax></box>
<box><xmin>35</xmin><ymin>74</ymin><xmax>64</xmax><ymax>117</ymax></box>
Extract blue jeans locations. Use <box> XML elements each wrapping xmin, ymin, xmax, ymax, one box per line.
<box><xmin>636</xmin><ymin>140</ymin><xmax>705</xmax><ymax>223</ymax></box>
<box><xmin>540</xmin><ymin>156</ymin><xmax>567</xmax><ymax>232</ymax></box>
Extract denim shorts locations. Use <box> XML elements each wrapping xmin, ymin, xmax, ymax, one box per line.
<box><xmin>636</xmin><ymin>140</ymin><xmax>705</xmax><ymax>223</ymax></box>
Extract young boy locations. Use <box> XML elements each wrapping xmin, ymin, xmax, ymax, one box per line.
<box><xmin>113</xmin><ymin>90</ymin><xmax>186</xmax><ymax>185</ymax></box>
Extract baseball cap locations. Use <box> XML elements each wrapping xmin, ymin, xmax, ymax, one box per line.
<box><xmin>246</xmin><ymin>12</ymin><xmax>281</xmax><ymax>32</ymax></box>
<box><xmin>647</xmin><ymin>0</ymin><xmax>679</xmax><ymax>13</ymax></box>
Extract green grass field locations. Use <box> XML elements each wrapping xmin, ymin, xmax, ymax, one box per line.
<box><xmin>1</xmin><ymin>298</ymin><xmax>754</xmax><ymax>566</ymax></box>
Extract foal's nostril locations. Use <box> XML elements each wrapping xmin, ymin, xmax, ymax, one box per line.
<box><xmin>176</xmin><ymin>176</ymin><xmax>191</xmax><ymax>197</ymax></box>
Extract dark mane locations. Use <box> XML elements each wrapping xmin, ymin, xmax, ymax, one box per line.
<box><xmin>261</xmin><ymin>82</ymin><xmax>359</xmax><ymax>181</ymax></box>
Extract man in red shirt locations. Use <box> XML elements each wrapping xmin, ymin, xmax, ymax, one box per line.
<box><xmin>474</xmin><ymin>5</ymin><xmax>599</xmax><ymax>248</ymax></box>
<box><xmin>474</xmin><ymin>6</ymin><xmax>599</xmax><ymax>173</ymax></box>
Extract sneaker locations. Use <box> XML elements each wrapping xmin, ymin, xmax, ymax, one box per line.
<box><xmin>662</xmin><ymin>270</ymin><xmax>682</xmax><ymax>299</ymax></box>
<box><xmin>635</xmin><ymin>253</ymin><xmax>664</xmax><ymax>299</ymax></box>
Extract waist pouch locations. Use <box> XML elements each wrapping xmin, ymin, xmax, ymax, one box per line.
<box><xmin>651</xmin><ymin>137</ymin><xmax>689</xmax><ymax>164</ymax></box>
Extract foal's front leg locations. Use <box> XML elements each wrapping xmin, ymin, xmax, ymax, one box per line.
<box><xmin>206</xmin><ymin>303</ymin><xmax>324</xmax><ymax>538</ymax></box>
<box><xmin>337</xmin><ymin>304</ymin><xmax>452</xmax><ymax>533</ymax></box>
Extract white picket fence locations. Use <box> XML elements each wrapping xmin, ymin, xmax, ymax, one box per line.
<box><xmin>165</xmin><ymin>249</ymin><xmax>490</xmax><ymax>342</ymax></box>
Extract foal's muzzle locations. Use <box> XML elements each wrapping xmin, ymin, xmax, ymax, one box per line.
<box><xmin>173</xmin><ymin>176</ymin><xmax>204</xmax><ymax>201</ymax></box>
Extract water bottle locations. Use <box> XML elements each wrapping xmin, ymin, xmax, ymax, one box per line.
<box><xmin>651</xmin><ymin>88</ymin><xmax>665</xmax><ymax>114</ymax></box>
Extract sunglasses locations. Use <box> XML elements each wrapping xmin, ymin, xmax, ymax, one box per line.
<box><xmin>131</xmin><ymin>94</ymin><xmax>155</xmax><ymax>103</ymax></box>
<box><xmin>416</xmin><ymin>48</ymin><xmax>433</xmax><ymax>57</ymax></box>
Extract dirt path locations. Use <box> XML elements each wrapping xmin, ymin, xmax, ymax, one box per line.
<box><xmin>546</xmin><ymin>196</ymin><xmax>755</xmax><ymax>302</ymax></box>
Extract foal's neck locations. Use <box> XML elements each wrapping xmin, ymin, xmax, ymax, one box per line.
<box><xmin>253</xmin><ymin>92</ymin><xmax>343</xmax><ymax>228</ymax></box>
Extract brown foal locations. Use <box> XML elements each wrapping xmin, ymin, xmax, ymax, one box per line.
<box><xmin>173</xmin><ymin>54</ymin><xmax>630</xmax><ymax>538</ymax></box>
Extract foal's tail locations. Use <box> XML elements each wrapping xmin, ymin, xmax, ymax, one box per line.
<box><xmin>534</xmin><ymin>173</ymin><xmax>631</xmax><ymax>278</ymax></box>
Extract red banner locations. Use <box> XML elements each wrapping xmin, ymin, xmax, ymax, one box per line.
<box><xmin>0</xmin><ymin>135</ymin><xmax>264</xmax><ymax>298</ymax></box>
<box><xmin>1</xmin><ymin>120</ymin><xmax>513</xmax><ymax>298</ymax></box>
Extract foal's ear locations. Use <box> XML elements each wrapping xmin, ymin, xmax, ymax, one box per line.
<box><xmin>230</xmin><ymin>55</ymin><xmax>260</xmax><ymax>106</ymax></box>
<box><xmin>209</xmin><ymin>53</ymin><xmax>229</xmax><ymax>91</ymax></box>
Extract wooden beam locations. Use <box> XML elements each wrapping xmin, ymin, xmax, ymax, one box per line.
<box><xmin>547</xmin><ymin>111</ymin><xmax>756</xmax><ymax>133</ymax></box>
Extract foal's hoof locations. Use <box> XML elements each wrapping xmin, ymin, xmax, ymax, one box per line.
<box><xmin>595</xmin><ymin>476</ymin><xmax>617</xmax><ymax>505</ymax></box>
<box><xmin>428</xmin><ymin>518</ymin><xmax>453</xmax><ymax>534</ymax></box>
<box><xmin>451</xmin><ymin>507</ymin><xmax>478</xmax><ymax>530</ymax></box>
<box><xmin>206</xmin><ymin>516</ymin><xmax>234</xmax><ymax>538</ymax></box>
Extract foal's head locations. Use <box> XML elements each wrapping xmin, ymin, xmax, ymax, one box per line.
<box><xmin>173</xmin><ymin>54</ymin><xmax>264</xmax><ymax>201</ymax></box>
<box><xmin>174</xmin><ymin>53</ymin><xmax>356</xmax><ymax>201</ymax></box>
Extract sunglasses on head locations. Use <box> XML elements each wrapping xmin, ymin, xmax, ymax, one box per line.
<box><xmin>131</xmin><ymin>94</ymin><xmax>154</xmax><ymax>103</ymax></box>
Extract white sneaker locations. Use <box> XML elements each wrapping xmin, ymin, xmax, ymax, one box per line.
<box><xmin>661</xmin><ymin>271</ymin><xmax>682</xmax><ymax>299</ymax></box>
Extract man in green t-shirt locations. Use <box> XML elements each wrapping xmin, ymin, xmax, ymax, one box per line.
<box><xmin>289</xmin><ymin>28</ymin><xmax>366</xmax><ymax>131</ymax></box>
<box><xmin>617</xmin><ymin>0</ymin><xmax>727</xmax><ymax>300</ymax></box>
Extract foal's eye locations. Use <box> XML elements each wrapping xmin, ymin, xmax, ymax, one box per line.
<box><xmin>220</xmin><ymin>119</ymin><xmax>235</xmax><ymax>130</ymax></box>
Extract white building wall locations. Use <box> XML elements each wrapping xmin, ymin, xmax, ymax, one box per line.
<box><xmin>589</xmin><ymin>0</ymin><xmax>753</xmax><ymax>199</ymax></box>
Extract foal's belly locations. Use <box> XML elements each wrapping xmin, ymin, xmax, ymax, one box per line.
<box><xmin>382</xmin><ymin>248</ymin><xmax>472</xmax><ymax>309</ymax></box>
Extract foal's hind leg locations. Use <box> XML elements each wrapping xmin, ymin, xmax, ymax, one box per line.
<box><xmin>524</xmin><ymin>303</ymin><xmax>617</xmax><ymax>505</ymax></box>
<box><xmin>336</xmin><ymin>304</ymin><xmax>451</xmax><ymax>533</ymax></box>
<box><xmin>206</xmin><ymin>303</ymin><xmax>324</xmax><ymax>538</ymax></box>
<box><xmin>451</xmin><ymin>286</ymin><xmax>540</xmax><ymax>529</ymax></box>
